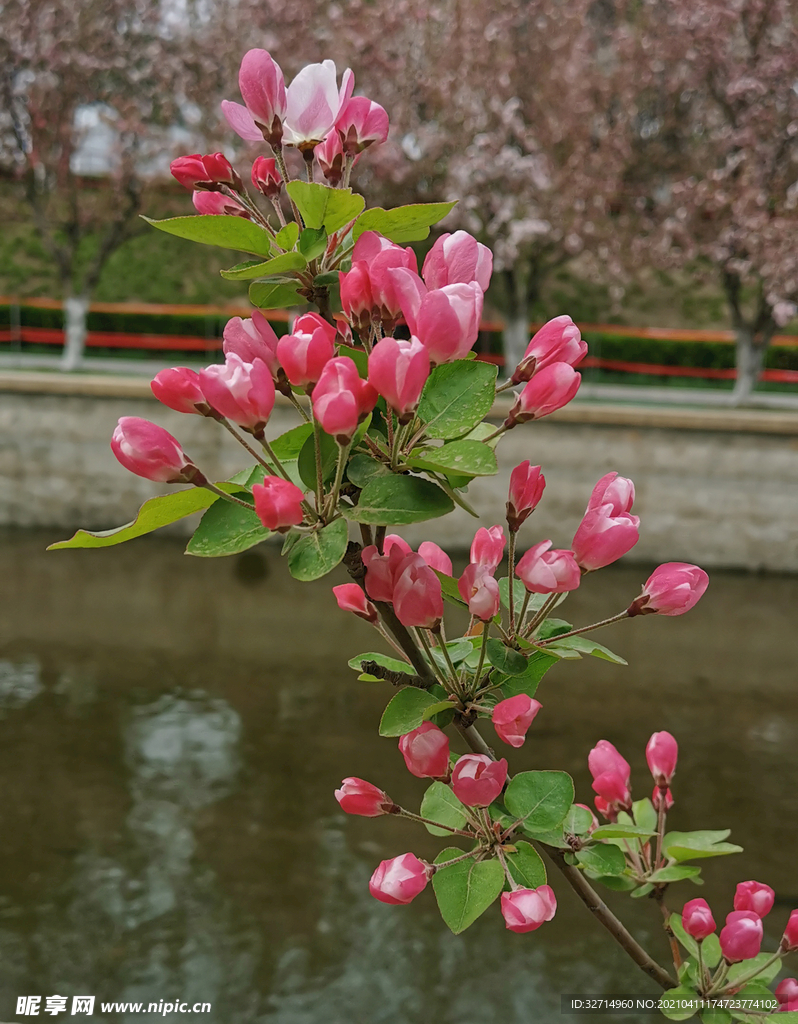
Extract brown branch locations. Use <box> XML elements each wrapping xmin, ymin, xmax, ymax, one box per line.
<box><xmin>360</xmin><ymin>661</ymin><xmax>429</xmax><ymax>689</ymax></box>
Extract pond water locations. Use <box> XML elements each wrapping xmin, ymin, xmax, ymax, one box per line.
<box><xmin>1</xmin><ymin>529</ymin><xmax>797</xmax><ymax>1023</ymax></box>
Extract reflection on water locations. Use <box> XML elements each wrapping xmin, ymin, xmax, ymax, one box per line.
<box><xmin>1</xmin><ymin>529</ymin><xmax>798</xmax><ymax>1023</ymax></box>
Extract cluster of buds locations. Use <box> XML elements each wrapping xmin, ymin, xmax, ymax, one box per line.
<box><xmin>588</xmin><ymin>732</ymin><xmax>678</xmax><ymax>821</ymax></box>
<box><xmin>678</xmin><ymin>885</ymin><xmax>798</xmax><ymax>1002</ymax></box>
<box><xmin>335</xmin><ymin>746</ymin><xmax>556</xmax><ymax>934</ymax></box>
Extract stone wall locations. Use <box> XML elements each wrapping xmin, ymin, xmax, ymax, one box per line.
<box><xmin>2</xmin><ymin>371</ymin><xmax>797</xmax><ymax>570</ymax></box>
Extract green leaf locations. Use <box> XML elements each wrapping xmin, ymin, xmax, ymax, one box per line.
<box><xmin>648</xmin><ymin>864</ymin><xmax>703</xmax><ymax>883</ymax></box>
<box><xmin>632</xmin><ymin>798</ymin><xmax>658</xmax><ymax>833</ymax></box>
<box><xmin>379</xmin><ymin>686</ymin><xmax>441</xmax><ymax>737</ymax></box>
<box><xmin>663</xmin><ymin>830</ymin><xmax>743</xmax><ymax>862</ymax></box>
<box><xmin>285</xmin><ymin>181</ymin><xmax>365</xmax><ymax>232</ymax></box>
<box><xmin>274</xmin><ymin>222</ymin><xmax>300</xmax><ymax>249</ymax></box>
<box><xmin>285</xmin><ymin>518</ymin><xmax>348</xmax><ymax>581</ymax></box>
<box><xmin>432</xmin><ymin>847</ymin><xmax>505</xmax><ymax>934</ymax></box>
<box><xmin>344</xmin><ymin>474</ymin><xmax>453</xmax><ymax>525</ymax></box>
<box><xmin>576</xmin><ymin>844</ymin><xmax>627</xmax><ymax>875</ymax></box>
<box><xmin>348</xmin><ymin>651</ymin><xmax>412</xmax><ymax>681</ymax></box>
<box><xmin>592</xmin><ymin>824</ymin><xmax>656</xmax><ymax>841</ymax></box>
<box><xmin>498</xmin><ymin>576</ymin><xmax>527</xmax><ymax>613</ymax></box>
<box><xmin>298</xmin><ymin>227</ymin><xmax>328</xmax><ymax>260</ymax></box>
<box><xmin>298</xmin><ymin>428</ymin><xmax>339</xmax><ymax>490</ymax></box>
<box><xmin>220</xmin><ymin>251</ymin><xmax>307</xmax><ymax>280</ymax></box>
<box><xmin>420</xmin><ymin>781</ymin><xmax>469</xmax><ymax>837</ymax></box>
<box><xmin>485</xmin><ymin>638</ymin><xmax>528</xmax><ymax>676</ymax></box>
<box><xmin>669</xmin><ymin>916</ymin><xmax>722</xmax><ymax>967</ymax></box>
<box><xmin>47</xmin><ymin>486</ymin><xmax>233</xmax><ymax>550</ymax></box>
<box><xmin>249</xmin><ymin>281</ymin><xmax>303</xmax><ymax>309</ymax></box>
<box><xmin>701</xmin><ymin>1009</ymin><xmax>732</xmax><ymax>1024</ymax></box>
<box><xmin>727</xmin><ymin>953</ymin><xmax>783</xmax><ymax>986</ymax></box>
<box><xmin>505</xmin><ymin>841</ymin><xmax>547</xmax><ymax>889</ymax></box>
<box><xmin>496</xmin><ymin>652</ymin><xmax>558</xmax><ymax>700</ymax></box>
<box><xmin>270</xmin><ymin>423</ymin><xmax>315</xmax><ymax>461</ymax></box>
<box><xmin>353</xmin><ymin>201</ymin><xmax>457</xmax><ymax>243</ymax></box>
<box><xmin>314</xmin><ymin>271</ymin><xmax>341</xmax><ymax>286</ymax></box>
<box><xmin>347</xmin><ymin>453</ymin><xmax>390</xmax><ymax>489</ymax></box>
<box><xmin>142</xmin><ymin>214</ymin><xmax>274</xmax><ymax>256</ymax></box>
<box><xmin>417</xmin><ymin>360</ymin><xmax>498</xmax><ymax>440</ymax></box>
<box><xmin>504</xmin><ymin>771</ymin><xmax>574</xmax><ymax>832</ymax></box>
<box><xmin>534</xmin><ymin>617</ymin><xmax>573</xmax><ymax>640</ymax></box>
<box><xmin>659</xmin><ymin>987</ymin><xmax>701</xmax><ymax>1020</ymax></box>
<box><xmin>185</xmin><ymin>494</ymin><xmax>270</xmax><ymax>556</ymax></box>
<box><xmin>429</xmin><ymin>639</ymin><xmax>474</xmax><ymax>670</ymax></box>
<box><xmin>435</xmin><ymin>570</ymin><xmax>468</xmax><ymax>608</ymax></box>
<box><xmin>563</xmin><ymin>804</ymin><xmax>596</xmax><ymax>836</ymax></box>
<box><xmin>543</xmin><ymin>635</ymin><xmax>628</xmax><ymax>665</ymax></box>
<box><xmin>422</xmin><ymin>699</ymin><xmax>457</xmax><ymax>720</ymax></box>
<box><xmin>408</xmin><ymin>440</ymin><xmax>497</xmax><ymax>477</ymax></box>
<box><xmin>631</xmin><ymin>882</ymin><xmax>655</xmax><ymax>898</ymax></box>
<box><xmin>589</xmin><ymin>873</ymin><xmax>639</xmax><ymax>892</ymax></box>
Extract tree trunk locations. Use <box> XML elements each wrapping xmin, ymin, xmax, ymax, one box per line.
<box><xmin>501</xmin><ymin>263</ymin><xmax>535</xmax><ymax>374</ymax></box>
<box><xmin>60</xmin><ymin>294</ymin><xmax>90</xmax><ymax>372</ymax></box>
<box><xmin>731</xmin><ymin>328</ymin><xmax>766</xmax><ymax>406</ymax></box>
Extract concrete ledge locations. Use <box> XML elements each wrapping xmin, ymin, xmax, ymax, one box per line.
<box><xmin>3</xmin><ymin>370</ymin><xmax>798</xmax><ymax>436</ymax></box>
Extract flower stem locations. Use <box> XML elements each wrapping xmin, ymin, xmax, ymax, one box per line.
<box><xmin>432</xmin><ymin>849</ymin><xmax>480</xmax><ymax>872</ymax></box>
<box><xmin>200</xmin><ymin>481</ymin><xmax>255</xmax><ymax>510</ymax></box>
<box><xmin>523</xmin><ymin>593</ymin><xmax>560</xmax><ymax>638</ymax></box>
<box><xmin>508</xmin><ymin>530</ymin><xmax>517</xmax><ymax>633</ymax></box>
<box><xmin>396</xmin><ymin>808</ymin><xmax>472</xmax><ymax>837</ymax></box>
<box><xmin>536</xmin><ymin>610</ymin><xmax>630</xmax><ymax>646</ymax></box>
<box><xmin>325</xmin><ymin>440</ymin><xmax>352</xmax><ymax>519</ymax></box>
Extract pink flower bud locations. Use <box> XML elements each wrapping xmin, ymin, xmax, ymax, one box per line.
<box><xmin>277</xmin><ymin>313</ymin><xmax>337</xmax><ymax>390</ymax></box>
<box><xmin>501</xmin><ymin>885</ymin><xmax>557</xmax><ymax>933</ymax></box>
<box><xmin>223</xmin><ymin>312</ymin><xmax>282</xmax><ymax>378</ymax></box>
<box><xmin>506</xmin><ymin>363</ymin><xmax>581</xmax><ymax>425</ymax></box>
<box><xmin>511</xmin><ymin>315</ymin><xmax>587</xmax><ymax>384</ymax></box>
<box><xmin>720</xmin><ymin>911</ymin><xmax>763</xmax><ymax>962</ymax></box>
<box><xmin>335</xmin><ymin>777</ymin><xmax>395</xmax><ymax>817</ymax></box>
<box><xmin>283</xmin><ymin>60</ymin><xmax>354</xmax><ymax>148</ymax></box>
<box><xmin>776</xmin><ymin>979</ymin><xmax>798</xmax><ymax>1006</ymax></box>
<box><xmin>312</xmin><ymin>356</ymin><xmax>378</xmax><ymax>442</ymax></box>
<box><xmin>192</xmin><ymin>191</ymin><xmax>248</xmax><ymax>217</ymax></box>
<box><xmin>368</xmin><ymin>252</ymin><xmax>420</xmax><ymax>327</ymax></box>
<box><xmin>589</xmin><ymin>740</ymin><xmax>631</xmax><ymax>785</ymax></box>
<box><xmin>251</xmin><ymin>476</ymin><xmax>305</xmax><ymax>531</ymax></box>
<box><xmin>151</xmin><ymin>367</ymin><xmax>208</xmax><ymax>415</ymax></box>
<box><xmin>399</xmin><ymin>280</ymin><xmax>484</xmax><ymax>365</ymax></box>
<box><xmin>422</xmin><ymin>231</ymin><xmax>493</xmax><ymax>292</ymax></box>
<box><xmin>734</xmin><ymin>881</ymin><xmax>776</xmax><ymax>919</ymax></box>
<box><xmin>392</xmin><ymin>555</ymin><xmax>444</xmax><ymax>629</ymax></box>
<box><xmin>316</xmin><ymin>130</ymin><xmax>345</xmax><ymax>185</ymax></box>
<box><xmin>492</xmin><ymin>694</ymin><xmax>542</xmax><ymax>748</ymax></box>
<box><xmin>251</xmin><ymin>156</ymin><xmax>282</xmax><ymax>197</ymax></box>
<box><xmin>398</xmin><ymin>722</ymin><xmax>450</xmax><ymax>779</ymax></box>
<box><xmin>470</xmin><ymin>525</ymin><xmax>506</xmax><ymax>571</ymax></box>
<box><xmin>368</xmin><ymin>336</ymin><xmax>430</xmax><ymax>422</ymax></box>
<box><xmin>332</xmin><ymin>583</ymin><xmax>378</xmax><ymax>624</ymax></box>
<box><xmin>339</xmin><ymin>262</ymin><xmax>376</xmax><ymax>332</ymax></box>
<box><xmin>592</xmin><ymin>771</ymin><xmax>632</xmax><ymax>809</ymax></box>
<box><xmin>457</xmin><ymin>563</ymin><xmax>501</xmax><ymax>620</ymax></box>
<box><xmin>418</xmin><ymin>542</ymin><xmax>453</xmax><ymax>576</ymax></box>
<box><xmin>223</xmin><ymin>48</ymin><xmax>287</xmax><ymax>146</ymax></box>
<box><xmin>652</xmin><ymin>785</ymin><xmax>674</xmax><ymax>812</ymax></box>
<box><xmin>629</xmin><ymin>562</ymin><xmax>710</xmax><ymax>617</ymax></box>
<box><xmin>450</xmin><ymin>753</ymin><xmax>508</xmax><ymax>807</ymax></box>
<box><xmin>170</xmin><ymin>153</ymin><xmax>241</xmax><ymax>192</ymax></box>
<box><xmin>362</xmin><ymin>544</ymin><xmax>409</xmax><ymax>602</ymax></box>
<box><xmin>384</xmin><ymin>534</ymin><xmax>413</xmax><ymax>558</ymax></box>
<box><xmin>111</xmin><ymin>417</ymin><xmax>197</xmax><ymax>484</ymax></box>
<box><xmin>572</xmin><ymin>504</ymin><xmax>640</xmax><ymax>571</ymax></box>
<box><xmin>587</xmin><ymin>471</ymin><xmax>635</xmax><ymax>516</ymax></box>
<box><xmin>336</xmin><ymin>95</ymin><xmax>389</xmax><ymax>155</ymax></box>
<box><xmin>682</xmin><ymin>898</ymin><xmax>716</xmax><ymax>941</ymax></box>
<box><xmin>646</xmin><ymin>731</ymin><xmax>678</xmax><ymax>786</ymax></box>
<box><xmin>515</xmin><ymin>540</ymin><xmax>581</xmax><ymax>594</ymax></box>
<box><xmin>199</xmin><ymin>355</ymin><xmax>276</xmax><ymax>432</ymax></box>
<box><xmin>594</xmin><ymin>795</ymin><xmax>612</xmax><ymax>819</ymax></box>
<box><xmin>507</xmin><ymin>461</ymin><xmax>546</xmax><ymax>531</ymax></box>
<box><xmin>369</xmin><ymin>852</ymin><xmax>431</xmax><ymax>904</ymax></box>
<box><xmin>783</xmin><ymin>911</ymin><xmax>798</xmax><ymax>951</ymax></box>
